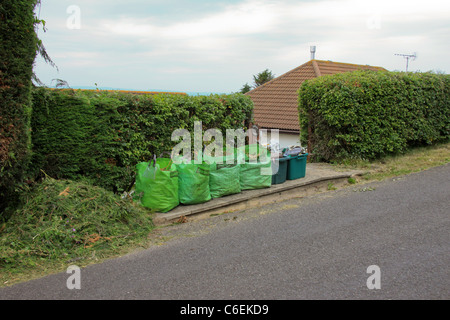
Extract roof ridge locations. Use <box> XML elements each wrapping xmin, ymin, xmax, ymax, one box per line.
<box><xmin>314</xmin><ymin>59</ymin><xmax>386</xmax><ymax>70</ymax></box>
<box><xmin>312</xmin><ymin>60</ymin><xmax>322</xmax><ymax>77</ymax></box>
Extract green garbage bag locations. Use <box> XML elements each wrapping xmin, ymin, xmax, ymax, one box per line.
<box><xmin>205</xmin><ymin>156</ymin><xmax>241</xmax><ymax>198</ymax></box>
<box><xmin>239</xmin><ymin>160</ymin><xmax>272</xmax><ymax>190</ymax></box>
<box><xmin>134</xmin><ymin>158</ymin><xmax>179</xmax><ymax>213</ymax></box>
<box><xmin>176</xmin><ymin>161</ymin><xmax>211</xmax><ymax>205</ymax></box>
<box><xmin>235</xmin><ymin>144</ymin><xmax>272</xmax><ymax>190</ymax></box>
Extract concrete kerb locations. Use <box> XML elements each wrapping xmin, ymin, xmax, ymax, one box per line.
<box><xmin>152</xmin><ymin>163</ymin><xmax>363</xmax><ymax>226</ymax></box>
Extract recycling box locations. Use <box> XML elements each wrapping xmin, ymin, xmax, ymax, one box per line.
<box><xmin>286</xmin><ymin>153</ymin><xmax>308</xmax><ymax>180</ymax></box>
<box><xmin>271</xmin><ymin>157</ymin><xmax>289</xmax><ymax>185</ymax></box>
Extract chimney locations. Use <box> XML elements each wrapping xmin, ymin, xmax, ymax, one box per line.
<box><xmin>310</xmin><ymin>46</ymin><xmax>316</xmax><ymax>60</ymax></box>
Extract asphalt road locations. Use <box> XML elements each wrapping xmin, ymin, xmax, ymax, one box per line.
<box><xmin>0</xmin><ymin>164</ymin><xmax>449</xmax><ymax>301</ymax></box>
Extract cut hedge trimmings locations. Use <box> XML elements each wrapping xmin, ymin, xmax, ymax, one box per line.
<box><xmin>0</xmin><ymin>177</ymin><xmax>154</xmax><ymax>268</ymax></box>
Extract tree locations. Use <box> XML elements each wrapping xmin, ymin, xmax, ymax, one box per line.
<box><xmin>239</xmin><ymin>69</ymin><xmax>275</xmax><ymax>93</ymax></box>
<box><xmin>253</xmin><ymin>69</ymin><xmax>275</xmax><ymax>87</ymax></box>
<box><xmin>240</xmin><ymin>83</ymin><xmax>252</xmax><ymax>94</ymax></box>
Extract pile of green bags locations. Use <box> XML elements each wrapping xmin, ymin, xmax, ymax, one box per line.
<box><xmin>134</xmin><ymin>144</ymin><xmax>273</xmax><ymax>213</ymax></box>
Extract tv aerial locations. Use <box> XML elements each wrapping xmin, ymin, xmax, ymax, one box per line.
<box><xmin>395</xmin><ymin>52</ymin><xmax>417</xmax><ymax>72</ymax></box>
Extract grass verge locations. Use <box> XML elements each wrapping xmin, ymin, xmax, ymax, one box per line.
<box><xmin>331</xmin><ymin>141</ymin><xmax>450</xmax><ymax>182</ymax></box>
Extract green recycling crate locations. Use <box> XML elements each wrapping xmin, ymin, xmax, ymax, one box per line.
<box><xmin>286</xmin><ymin>153</ymin><xmax>308</xmax><ymax>180</ymax></box>
<box><xmin>271</xmin><ymin>157</ymin><xmax>289</xmax><ymax>184</ymax></box>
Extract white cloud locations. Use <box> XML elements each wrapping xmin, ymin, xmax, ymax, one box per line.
<box><xmin>103</xmin><ymin>21</ymin><xmax>158</xmax><ymax>37</ymax></box>
<box><xmin>101</xmin><ymin>0</ymin><xmax>278</xmax><ymax>39</ymax></box>
<box><xmin>34</xmin><ymin>0</ymin><xmax>450</xmax><ymax>92</ymax></box>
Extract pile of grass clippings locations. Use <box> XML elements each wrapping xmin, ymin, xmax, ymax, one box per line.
<box><xmin>0</xmin><ymin>177</ymin><xmax>154</xmax><ymax>269</ymax></box>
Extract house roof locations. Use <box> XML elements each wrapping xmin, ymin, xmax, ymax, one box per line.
<box><xmin>245</xmin><ymin>59</ymin><xmax>386</xmax><ymax>132</ymax></box>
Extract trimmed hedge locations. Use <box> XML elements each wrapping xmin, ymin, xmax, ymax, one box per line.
<box><xmin>30</xmin><ymin>88</ymin><xmax>254</xmax><ymax>193</ymax></box>
<box><xmin>298</xmin><ymin>70</ymin><xmax>449</xmax><ymax>161</ymax></box>
<box><xmin>0</xmin><ymin>0</ymin><xmax>39</xmax><ymax>215</ymax></box>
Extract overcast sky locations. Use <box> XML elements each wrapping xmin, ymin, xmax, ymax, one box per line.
<box><xmin>33</xmin><ymin>0</ymin><xmax>450</xmax><ymax>94</ymax></box>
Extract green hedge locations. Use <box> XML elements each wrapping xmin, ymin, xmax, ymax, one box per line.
<box><xmin>0</xmin><ymin>0</ymin><xmax>39</xmax><ymax>215</ymax></box>
<box><xmin>298</xmin><ymin>70</ymin><xmax>449</xmax><ymax>161</ymax></box>
<box><xmin>30</xmin><ymin>88</ymin><xmax>254</xmax><ymax>193</ymax></box>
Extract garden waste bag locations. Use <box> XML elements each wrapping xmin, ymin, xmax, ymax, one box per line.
<box><xmin>176</xmin><ymin>161</ymin><xmax>211</xmax><ymax>205</ymax></box>
<box><xmin>134</xmin><ymin>158</ymin><xmax>179</xmax><ymax>213</ymax></box>
<box><xmin>239</xmin><ymin>160</ymin><xmax>272</xmax><ymax>190</ymax></box>
<box><xmin>205</xmin><ymin>156</ymin><xmax>241</xmax><ymax>199</ymax></box>
<box><xmin>237</xmin><ymin>144</ymin><xmax>272</xmax><ymax>190</ymax></box>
